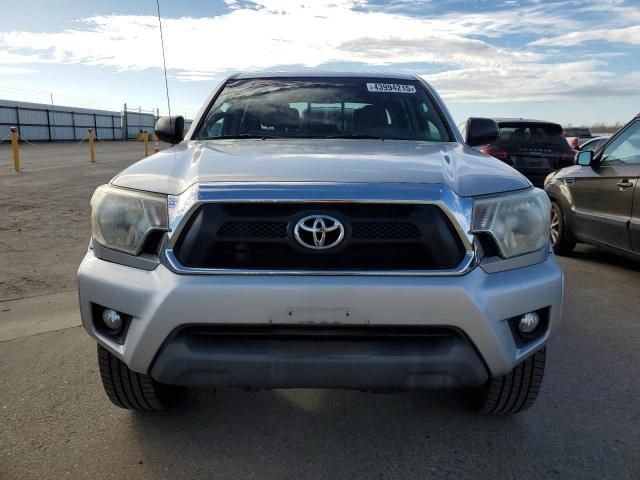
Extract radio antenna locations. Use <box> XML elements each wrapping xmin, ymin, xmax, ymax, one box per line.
<box><xmin>156</xmin><ymin>0</ymin><xmax>172</xmax><ymax>119</ymax></box>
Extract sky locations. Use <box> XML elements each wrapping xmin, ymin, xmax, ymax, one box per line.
<box><xmin>0</xmin><ymin>0</ymin><xmax>638</xmax><ymax>126</ymax></box>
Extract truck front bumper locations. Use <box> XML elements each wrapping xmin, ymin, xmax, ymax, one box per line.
<box><xmin>78</xmin><ymin>250</ymin><xmax>563</xmax><ymax>389</ymax></box>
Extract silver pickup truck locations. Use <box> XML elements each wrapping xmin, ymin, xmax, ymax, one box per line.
<box><xmin>78</xmin><ymin>72</ymin><xmax>563</xmax><ymax>415</ymax></box>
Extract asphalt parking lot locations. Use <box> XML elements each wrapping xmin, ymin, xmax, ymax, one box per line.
<box><xmin>0</xmin><ymin>141</ymin><xmax>639</xmax><ymax>480</ymax></box>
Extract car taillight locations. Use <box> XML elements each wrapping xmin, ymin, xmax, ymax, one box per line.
<box><xmin>479</xmin><ymin>146</ymin><xmax>509</xmax><ymax>163</ymax></box>
<box><xmin>571</xmin><ymin>138</ymin><xmax>579</xmax><ymax>148</ymax></box>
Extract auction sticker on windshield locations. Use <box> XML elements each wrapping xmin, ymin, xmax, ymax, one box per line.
<box><xmin>366</xmin><ymin>83</ymin><xmax>416</xmax><ymax>93</ymax></box>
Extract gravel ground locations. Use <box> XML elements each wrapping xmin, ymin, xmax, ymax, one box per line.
<box><xmin>0</xmin><ymin>142</ymin><xmax>638</xmax><ymax>479</ymax></box>
<box><xmin>0</xmin><ymin>141</ymin><xmax>163</xmax><ymax>301</ymax></box>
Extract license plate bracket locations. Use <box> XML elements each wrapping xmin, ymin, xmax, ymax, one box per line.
<box><xmin>275</xmin><ymin>307</ymin><xmax>358</xmax><ymax>324</ymax></box>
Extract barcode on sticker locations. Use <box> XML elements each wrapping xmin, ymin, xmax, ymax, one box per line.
<box><xmin>366</xmin><ymin>83</ymin><xmax>416</xmax><ymax>93</ymax></box>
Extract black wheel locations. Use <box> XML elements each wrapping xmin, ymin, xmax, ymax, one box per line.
<box><xmin>97</xmin><ymin>344</ymin><xmax>185</xmax><ymax>411</ymax></box>
<box><xmin>550</xmin><ymin>202</ymin><xmax>576</xmax><ymax>255</ymax></box>
<box><xmin>468</xmin><ymin>347</ymin><xmax>546</xmax><ymax>415</ymax></box>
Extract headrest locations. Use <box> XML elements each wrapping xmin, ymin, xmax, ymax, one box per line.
<box><xmin>353</xmin><ymin>105</ymin><xmax>388</xmax><ymax>129</ymax></box>
<box><xmin>305</xmin><ymin>109</ymin><xmax>339</xmax><ymax>134</ymax></box>
<box><xmin>257</xmin><ymin>104</ymin><xmax>300</xmax><ymax>130</ymax></box>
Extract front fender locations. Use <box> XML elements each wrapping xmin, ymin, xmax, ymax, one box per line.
<box><xmin>545</xmin><ymin>179</ymin><xmax>576</xmax><ymax>231</ymax></box>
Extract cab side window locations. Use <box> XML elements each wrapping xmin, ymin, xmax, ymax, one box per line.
<box><xmin>416</xmin><ymin>102</ymin><xmax>447</xmax><ymax>141</ymax></box>
<box><xmin>208</xmin><ymin>117</ymin><xmax>225</xmax><ymax>137</ymax></box>
<box><xmin>601</xmin><ymin>121</ymin><xmax>640</xmax><ymax>165</ymax></box>
<box><xmin>202</xmin><ymin>102</ymin><xmax>230</xmax><ymax>138</ymax></box>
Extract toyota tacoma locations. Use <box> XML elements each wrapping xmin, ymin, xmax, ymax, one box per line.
<box><xmin>78</xmin><ymin>72</ymin><xmax>563</xmax><ymax>415</ymax></box>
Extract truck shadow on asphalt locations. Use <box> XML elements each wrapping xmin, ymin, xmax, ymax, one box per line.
<box><xmin>128</xmin><ymin>388</ymin><xmax>527</xmax><ymax>476</ymax></box>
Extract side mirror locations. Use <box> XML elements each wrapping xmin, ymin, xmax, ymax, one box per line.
<box><xmin>575</xmin><ymin>150</ymin><xmax>593</xmax><ymax>166</ymax></box>
<box><xmin>155</xmin><ymin>116</ymin><xmax>184</xmax><ymax>145</ymax></box>
<box><xmin>465</xmin><ymin>117</ymin><xmax>499</xmax><ymax>147</ymax></box>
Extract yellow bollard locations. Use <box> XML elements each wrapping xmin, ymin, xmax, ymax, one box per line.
<box><xmin>143</xmin><ymin>130</ymin><xmax>149</xmax><ymax>157</ymax></box>
<box><xmin>11</xmin><ymin>127</ymin><xmax>20</xmax><ymax>172</ymax></box>
<box><xmin>88</xmin><ymin>128</ymin><xmax>95</xmax><ymax>163</ymax></box>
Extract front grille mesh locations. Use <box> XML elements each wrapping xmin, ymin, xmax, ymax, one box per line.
<box><xmin>218</xmin><ymin>222</ymin><xmax>287</xmax><ymax>239</ymax></box>
<box><xmin>351</xmin><ymin>222</ymin><xmax>420</xmax><ymax>239</ymax></box>
<box><xmin>174</xmin><ymin>203</ymin><xmax>465</xmax><ymax>270</ymax></box>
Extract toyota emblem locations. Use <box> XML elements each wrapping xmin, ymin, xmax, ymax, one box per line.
<box><xmin>293</xmin><ymin>215</ymin><xmax>345</xmax><ymax>250</ymax></box>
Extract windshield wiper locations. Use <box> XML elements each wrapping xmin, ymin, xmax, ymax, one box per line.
<box><xmin>200</xmin><ymin>133</ymin><xmax>387</xmax><ymax>140</ymax></box>
<box><xmin>322</xmin><ymin>134</ymin><xmax>385</xmax><ymax>140</ymax></box>
<box><xmin>200</xmin><ymin>134</ymin><xmax>280</xmax><ymax>140</ymax></box>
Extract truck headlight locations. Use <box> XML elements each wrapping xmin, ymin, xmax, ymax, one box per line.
<box><xmin>91</xmin><ymin>185</ymin><xmax>168</xmax><ymax>255</ymax></box>
<box><xmin>472</xmin><ymin>188</ymin><xmax>550</xmax><ymax>258</ymax></box>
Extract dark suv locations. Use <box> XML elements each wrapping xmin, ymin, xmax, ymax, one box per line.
<box><xmin>461</xmin><ymin>118</ymin><xmax>576</xmax><ymax>187</ymax></box>
<box><xmin>545</xmin><ymin>113</ymin><xmax>640</xmax><ymax>259</ymax></box>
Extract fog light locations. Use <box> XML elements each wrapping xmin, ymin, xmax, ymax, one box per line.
<box><xmin>518</xmin><ymin>312</ymin><xmax>540</xmax><ymax>334</ymax></box>
<box><xmin>102</xmin><ymin>309</ymin><xmax>122</xmax><ymax>331</ymax></box>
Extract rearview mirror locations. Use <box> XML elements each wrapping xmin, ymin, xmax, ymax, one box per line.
<box><xmin>465</xmin><ymin>118</ymin><xmax>499</xmax><ymax>147</ymax></box>
<box><xmin>576</xmin><ymin>150</ymin><xmax>593</xmax><ymax>167</ymax></box>
<box><xmin>155</xmin><ymin>116</ymin><xmax>185</xmax><ymax>145</ymax></box>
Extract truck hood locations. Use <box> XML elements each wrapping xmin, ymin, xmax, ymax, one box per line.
<box><xmin>111</xmin><ymin>139</ymin><xmax>530</xmax><ymax>197</ymax></box>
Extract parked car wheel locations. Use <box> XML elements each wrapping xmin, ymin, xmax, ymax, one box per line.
<box><xmin>468</xmin><ymin>347</ymin><xmax>546</xmax><ymax>415</ymax></box>
<box><xmin>97</xmin><ymin>344</ymin><xmax>185</xmax><ymax>411</ymax></box>
<box><xmin>550</xmin><ymin>202</ymin><xmax>576</xmax><ymax>255</ymax></box>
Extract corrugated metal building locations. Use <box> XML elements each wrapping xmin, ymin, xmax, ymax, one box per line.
<box><xmin>0</xmin><ymin>99</ymin><xmax>123</xmax><ymax>141</ymax></box>
<box><xmin>0</xmin><ymin>100</ymin><xmax>192</xmax><ymax>142</ymax></box>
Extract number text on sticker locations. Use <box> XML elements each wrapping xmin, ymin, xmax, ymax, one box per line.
<box><xmin>366</xmin><ymin>83</ymin><xmax>417</xmax><ymax>93</ymax></box>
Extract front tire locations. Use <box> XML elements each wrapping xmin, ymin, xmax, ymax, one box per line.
<box><xmin>468</xmin><ymin>348</ymin><xmax>546</xmax><ymax>415</ymax></box>
<box><xmin>97</xmin><ymin>344</ymin><xmax>185</xmax><ymax>411</ymax></box>
<box><xmin>550</xmin><ymin>202</ymin><xmax>576</xmax><ymax>255</ymax></box>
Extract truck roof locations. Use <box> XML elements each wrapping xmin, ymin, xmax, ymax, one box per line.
<box><xmin>233</xmin><ymin>71</ymin><xmax>419</xmax><ymax>80</ymax></box>
<box><xmin>491</xmin><ymin>117</ymin><xmax>561</xmax><ymax>125</ymax></box>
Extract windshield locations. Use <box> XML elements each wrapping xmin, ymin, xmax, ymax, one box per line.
<box><xmin>564</xmin><ymin>127</ymin><xmax>591</xmax><ymax>137</ymax></box>
<box><xmin>193</xmin><ymin>78</ymin><xmax>453</xmax><ymax>142</ymax></box>
<box><xmin>601</xmin><ymin>121</ymin><xmax>640</xmax><ymax>165</ymax></box>
<box><xmin>496</xmin><ymin>122</ymin><xmax>571</xmax><ymax>150</ymax></box>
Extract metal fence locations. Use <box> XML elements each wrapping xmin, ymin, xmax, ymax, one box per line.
<box><xmin>124</xmin><ymin>107</ymin><xmax>156</xmax><ymax>140</ymax></box>
<box><xmin>0</xmin><ymin>99</ymin><xmax>192</xmax><ymax>142</ymax></box>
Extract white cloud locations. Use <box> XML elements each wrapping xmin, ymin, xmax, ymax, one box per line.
<box><xmin>422</xmin><ymin>60</ymin><xmax>623</xmax><ymax>102</ymax></box>
<box><xmin>0</xmin><ymin>49</ymin><xmax>51</xmax><ymax>64</ymax></box>
<box><xmin>432</xmin><ymin>5</ymin><xmax>580</xmax><ymax>38</ymax></box>
<box><xmin>339</xmin><ymin>35</ymin><xmax>543</xmax><ymax>66</ymax></box>
<box><xmin>425</xmin><ymin>65</ymin><xmax>640</xmax><ymax>103</ymax></box>
<box><xmin>531</xmin><ymin>25</ymin><xmax>640</xmax><ymax>46</ymax></box>
<box><xmin>0</xmin><ymin>0</ymin><xmax>636</xmax><ymax>103</ymax></box>
<box><xmin>576</xmin><ymin>1</ymin><xmax>640</xmax><ymax>26</ymax></box>
<box><xmin>0</xmin><ymin>0</ymin><xmax>570</xmax><ymax>75</ymax></box>
<box><xmin>0</xmin><ymin>66</ymin><xmax>36</xmax><ymax>75</ymax></box>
